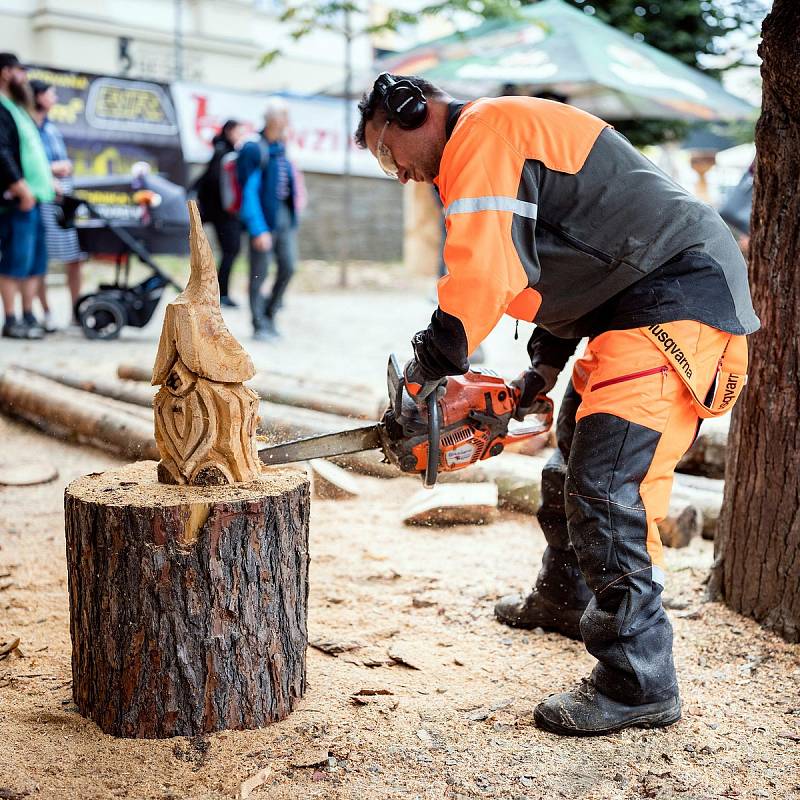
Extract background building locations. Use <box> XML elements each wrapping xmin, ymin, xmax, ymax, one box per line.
<box><xmin>0</xmin><ymin>0</ymin><xmax>404</xmax><ymax>261</ymax></box>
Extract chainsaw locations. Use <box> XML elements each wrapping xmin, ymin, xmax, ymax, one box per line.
<box><xmin>258</xmin><ymin>354</ymin><xmax>553</xmax><ymax>487</ymax></box>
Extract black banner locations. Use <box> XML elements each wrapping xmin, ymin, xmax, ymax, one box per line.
<box><xmin>28</xmin><ymin>66</ymin><xmax>184</xmax><ymax>187</ymax></box>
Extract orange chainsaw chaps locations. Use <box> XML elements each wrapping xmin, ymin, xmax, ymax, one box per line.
<box><xmin>571</xmin><ymin>322</ymin><xmax>745</xmax><ymax>568</ymax></box>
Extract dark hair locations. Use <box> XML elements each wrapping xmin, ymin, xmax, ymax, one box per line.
<box><xmin>29</xmin><ymin>79</ymin><xmax>52</xmax><ymax>112</ymax></box>
<box><xmin>221</xmin><ymin>119</ymin><xmax>239</xmax><ymax>137</ymax></box>
<box><xmin>30</xmin><ymin>79</ymin><xmax>51</xmax><ymax>97</ymax></box>
<box><xmin>354</xmin><ymin>74</ymin><xmax>444</xmax><ymax>149</ymax></box>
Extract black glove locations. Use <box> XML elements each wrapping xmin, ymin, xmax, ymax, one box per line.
<box><xmin>403</xmin><ymin>358</ymin><xmax>447</xmax><ymax>404</ymax></box>
<box><xmin>510</xmin><ymin>368</ymin><xmax>547</xmax><ymax>421</ymax></box>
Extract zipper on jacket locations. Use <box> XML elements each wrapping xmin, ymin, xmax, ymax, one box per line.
<box><xmin>537</xmin><ymin>219</ymin><xmax>616</xmax><ymax>266</ymax></box>
<box><xmin>591</xmin><ymin>365</ymin><xmax>669</xmax><ymax>392</ymax></box>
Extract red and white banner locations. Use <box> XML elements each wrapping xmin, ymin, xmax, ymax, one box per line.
<box><xmin>171</xmin><ymin>81</ymin><xmax>384</xmax><ymax>178</ymax></box>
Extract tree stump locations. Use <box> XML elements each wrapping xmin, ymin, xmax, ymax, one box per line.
<box><xmin>64</xmin><ymin>461</ymin><xmax>310</xmax><ymax>738</ymax></box>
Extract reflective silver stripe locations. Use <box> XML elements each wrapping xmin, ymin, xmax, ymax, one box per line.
<box><xmin>652</xmin><ymin>565</ymin><xmax>666</xmax><ymax>588</ymax></box>
<box><xmin>444</xmin><ymin>196</ymin><xmax>538</xmax><ymax>219</ymax></box>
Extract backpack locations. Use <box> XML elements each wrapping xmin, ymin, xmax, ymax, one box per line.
<box><xmin>220</xmin><ymin>138</ymin><xmax>269</xmax><ymax>215</ymax></box>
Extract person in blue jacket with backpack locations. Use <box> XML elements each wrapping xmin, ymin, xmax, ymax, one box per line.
<box><xmin>238</xmin><ymin>98</ymin><xmax>304</xmax><ymax>340</ymax></box>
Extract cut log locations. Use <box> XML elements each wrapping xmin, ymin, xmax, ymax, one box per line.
<box><xmin>670</xmin><ymin>473</ymin><xmax>724</xmax><ymax>540</ymax></box>
<box><xmin>64</xmin><ymin>461</ymin><xmax>309</xmax><ymax>738</ymax></box>
<box><xmin>119</xmin><ymin>364</ymin><xmax>379</xmax><ymax>420</ymax></box>
<box><xmin>676</xmin><ymin>417</ymin><xmax>728</xmax><ymax>479</ymax></box>
<box><xmin>439</xmin><ymin>452</ymin><xmax>548</xmax><ymax>514</ymax></box>
<box><xmin>0</xmin><ymin>460</ymin><xmax>58</xmax><ymax>486</ymax></box>
<box><xmin>0</xmin><ymin>368</ymin><xmax>157</xmax><ymax>460</ymax></box>
<box><xmin>117</xmin><ymin>364</ymin><xmax>153</xmax><ymax>382</ymax></box>
<box><xmin>403</xmin><ymin>482</ymin><xmax>499</xmax><ymax>526</ymax></box>
<box><xmin>659</xmin><ymin>505</ymin><xmax>703</xmax><ymax>549</ymax></box>
<box><xmin>249</xmin><ymin>378</ymin><xmax>378</xmax><ymax>421</ymax></box>
<box><xmin>16</xmin><ymin>365</ymin><xmax>397</xmax><ymax>480</ymax></box>
<box><xmin>308</xmin><ymin>459</ymin><xmax>362</xmax><ymax>499</ymax></box>
<box><xmin>16</xmin><ymin>366</ymin><xmax>156</xmax><ymax>408</ymax></box>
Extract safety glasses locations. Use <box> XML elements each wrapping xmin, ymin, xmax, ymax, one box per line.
<box><xmin>375</xmin><ymin>121</ymin><xmax>399</xmax><ymax>179</ymax></box>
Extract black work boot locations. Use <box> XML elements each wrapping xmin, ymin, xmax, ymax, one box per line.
<box><xmin>534</xmin><ymin>678</ymin><xmax>681</xmax><ymax>736</ymax></box>
<box><xmin>493</xmin><ymin>555</ymin><xmax>587</xmax><ymax>639</ymax></box>
<box><xmin>495</xmin><ymin>450</ymin><xmax>592</xmax><ymax>639</ymax></box>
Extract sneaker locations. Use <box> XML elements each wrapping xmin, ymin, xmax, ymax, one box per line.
<box><xmin>42</xmin><ymin>313</ymin><xmax>59</xmax><ymax>334</ymax></box>
<box><xmin>2</xmin><ymin>320</ymin><xmax>29</xmax><ymax>339</ymax></box>
<box><xmin>534</xmin><ymin>678</ymin><xmax>681</xmax><ymax>736</ymax></box>
<box><xmin>220</xmin><ymin>295</ymin><xmax>239</xmax><ymax>308</ymax></box>
<box><xmin>24</xmin><ymin>320</ymin><xmax>46</xmax><ymax>339</ymax></box>
<box><xmin>264</xmin><ymin>317</ymin><xmax>280</xmax><ymax>338</ymax></box>
<box><xmin>253</xmin><ymin>327</ymin><xmax>276</xmax><ymax>342</ymax></box>
<box><xmin>22</xmin><ymin>313</ymin><xmax>45</xmax><ymax>338</ymax></box>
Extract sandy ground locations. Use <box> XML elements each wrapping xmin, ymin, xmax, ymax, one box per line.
<box><xmin>0</xmin><ymin>268</ymin><xmax>795</xmax><ymax>799</ymax></box>
<box><xmin>1</xmin><ymin>414</ymin><xmax>799</xmax><ymax>800</ymax></box>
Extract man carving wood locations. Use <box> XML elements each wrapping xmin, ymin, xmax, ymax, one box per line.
<box><xmin>152</xmin><ymin>201</ymin><xmax>261</xmax><ymax>486</ymax></box>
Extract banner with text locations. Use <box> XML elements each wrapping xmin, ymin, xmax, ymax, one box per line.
<box><xmin>28</xmin><ymin>66</ymin><xmax>184</xmax><ymax>187</ymax></box>
<box><xmin>171</xmin><ymin>81</ymin><xmax>384</xmax><ymax>179</ymax></box>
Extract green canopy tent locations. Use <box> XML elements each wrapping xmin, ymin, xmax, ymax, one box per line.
<box><xmin>378</xmin><ymin>0</ymin><xmax>753</xmax><ymax>121</ymax></box>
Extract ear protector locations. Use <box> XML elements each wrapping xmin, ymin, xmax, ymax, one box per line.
<box><xmin>373</xmin><ymin>72</ymin><xmax>428</xmax><ymax>130</ymax></box>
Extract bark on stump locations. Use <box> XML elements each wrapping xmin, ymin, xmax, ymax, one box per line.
<box><xmin>64</xmin><ymin>461</ymin><xmax>310</xmax><ymax>738</ymax></box>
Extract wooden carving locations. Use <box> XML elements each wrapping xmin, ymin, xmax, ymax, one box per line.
<box><xmin>152</xmin><ymin>202</ymin><xmax>261</xmax><ymax>486</ymax></box>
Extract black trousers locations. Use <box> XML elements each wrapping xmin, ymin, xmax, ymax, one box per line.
<box><xmin>211</xmin><ymin>215</ymin><xmax>242</xmax><ymax>298</ymax></box>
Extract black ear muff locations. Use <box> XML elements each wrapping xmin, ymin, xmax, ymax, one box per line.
<box><xmin>373</xmin><ymin>72</ymin><xmax>428</xmax><ymax>130</ymax></box>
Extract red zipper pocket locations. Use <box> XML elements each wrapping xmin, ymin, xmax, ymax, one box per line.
<box><xmin>591</xmin><ymin>365</ymin><xmax>669</xmax><ymax>392</ymax></box>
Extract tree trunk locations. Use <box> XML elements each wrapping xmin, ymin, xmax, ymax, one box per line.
<box><xmin>64</xmin><ymin>461</ymin><xmax>310</xmax><ymax>738</ymax></box>
<box><xmin>709</xmin><ymin>0</ymin><xmax>800</xmax><ymax>642</ymax></box>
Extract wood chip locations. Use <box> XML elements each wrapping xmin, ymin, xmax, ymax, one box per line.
<box><xmin>402</xmin><ymin>483</ymin><xmax>498</xmax><ymax>526</ymax></box>
<box><xmin>465</xmin><ymin>699</ymin><xmax>513</xmax><ymax>722</ymax></box>
<box><xmin>290</xmin><ymin>746</ymin><xmax>330</xmax><ymax>768</ymax></box>
<box><xmin>239</xmin><ymin>767</ymin><xmax>271</xmax><ymax>800</ymax></box>
<box><xmin>387</xmin><ymin>646</ymin><xmax>424</xmax><ymax>670</ymax></box>
<box><xmin>0</xmin><ymin>638</ymin><xmax>20</xmax><ymax>659</ymax></box>
<box><xmin>0</xmin><ymin>461</ymin><xmax>58</xmax><ymax>487</ymax></box>
<box><xmin>308</xmin><ymin>638</ymin><xmax>361</xmax><ymax>656</ymax></box>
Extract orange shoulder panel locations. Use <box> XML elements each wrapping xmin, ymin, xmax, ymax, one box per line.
<box><xmin>455</xmin><ymin>96</ymin><xmax>609</xmax><ymax>175</ymax></box>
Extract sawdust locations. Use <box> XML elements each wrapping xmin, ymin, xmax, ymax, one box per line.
<box><xmin>1</xmin><ymin>415</ymin><xmax>799</xmax><ymax>800</ymax></box>
<box><xmin>66</xmin><ymin>460</ymin><xmax>307</xmax><ymax>507</ymax></box>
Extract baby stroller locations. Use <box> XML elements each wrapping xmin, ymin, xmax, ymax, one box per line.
<box><xmin>61</xmin><ymin>171</ymin><xmax>189</xmax><ymax>340</ymax></box>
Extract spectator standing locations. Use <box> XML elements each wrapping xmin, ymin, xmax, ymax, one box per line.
<box><xmin>195</xmin><ymin>119</ymin><xmax>244</xmax><ymax>307</ymax></box>
<box><xmin>0</xmin><ymin>52</ymin><xmax>53</xmax><ymax>339</ymax></box>
<box><xmin>30</xmin><ymin>79</ymin><xmax>86</xmax><ymax>330</ymax></box>
<box><xmin>238</xmin><ymin>98</ymin><xmax>305</xmax><ymax>340</ymax></box>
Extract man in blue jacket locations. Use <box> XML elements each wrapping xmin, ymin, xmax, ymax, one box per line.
<box><xmin>238</xmin><ymin>98</ymin><xmax>301</xmax><ymax>340</ymax></box>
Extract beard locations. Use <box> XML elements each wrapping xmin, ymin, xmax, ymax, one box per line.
<box><xmin>9</xmin><ymin>77</ymin><xmax>33</xmax><ymax>108</ymax></box>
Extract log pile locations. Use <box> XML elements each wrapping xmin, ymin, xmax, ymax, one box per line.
<box><xmin>0</xmin><ymin>358</ymin><xmax>728</xmax><ymax>548</ymax></box>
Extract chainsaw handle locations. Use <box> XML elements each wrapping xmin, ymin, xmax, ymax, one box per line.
<box><xmin>499</xmin><ymin>395</ymin><xmax>554</xmax><ymax>447</ymax></box>
<box><xmin>423</xmin><ymin>392</ymin><xmax>441</xmax><ymax>488</ymax></box>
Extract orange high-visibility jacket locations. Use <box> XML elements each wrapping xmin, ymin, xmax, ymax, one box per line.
<box><xmin>413</xmin><ymin>97</ymin><xmax>758</xmax><ymax>380</ymax></box>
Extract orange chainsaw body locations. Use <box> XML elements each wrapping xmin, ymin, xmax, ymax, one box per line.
<box><xmin>382</xmin><ymin>359</ymin><xmax>553</xmax><ymax>481</ymax></box>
